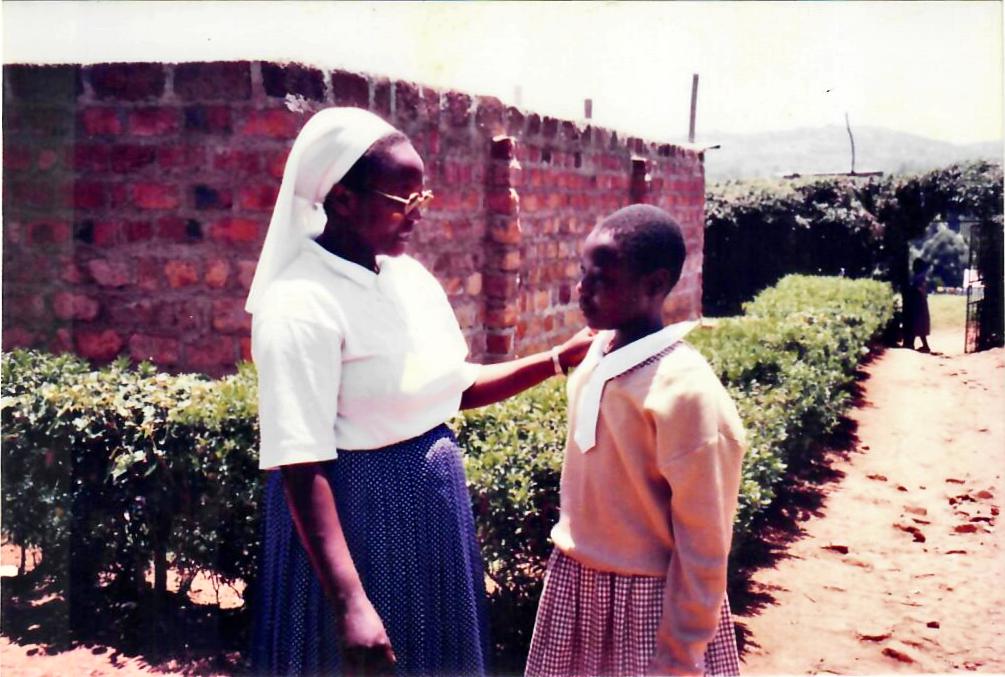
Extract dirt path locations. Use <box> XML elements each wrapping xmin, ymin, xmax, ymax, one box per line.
<box><xmin>736</xmin><ymin>327</ymin><xmax>1005</xmax><ymax>674</ymax></box>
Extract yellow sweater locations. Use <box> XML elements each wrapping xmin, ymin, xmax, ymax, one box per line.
<box><xmin>551</xmin><ymin>340</ymin><xmax>746</xmax><ymax>675</ymax></box>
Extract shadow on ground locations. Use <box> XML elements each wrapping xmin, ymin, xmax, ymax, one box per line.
<box><xmin>728</xmin><ymin>369</ymin><xmax>869</xmax><ymax>656</ymax></box>
<box><xmin>1</xmin><ymin>565</ymin><xmax>251</xmax><ymax>675</ymax></box>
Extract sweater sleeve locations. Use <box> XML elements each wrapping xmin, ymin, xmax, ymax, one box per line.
<box><xmin>650</xmin><ymin>405</ymin><xmax>745</xmax><ymax>674</ymax></box>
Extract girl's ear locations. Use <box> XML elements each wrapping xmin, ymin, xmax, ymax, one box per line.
<box><xmin>323</xmin><ymin>184</ymin><xmax>356</xmax><ymax>220</ymax></box>
<box><xmin>644</xmin><ymin>268</ymin><xmax>672</xmax><ymax>299</ymax></box>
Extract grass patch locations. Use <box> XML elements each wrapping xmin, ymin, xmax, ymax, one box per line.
<box><xmin>928</xmin><ymin>293</ymin><xmax>966</xmax><ymax>332</ymax></box>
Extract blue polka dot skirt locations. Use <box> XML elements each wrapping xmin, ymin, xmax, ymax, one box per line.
<box><xmin>251</xmin><ymin>424</ymin><xmax>489</xmax><ymax>676</ymax></box>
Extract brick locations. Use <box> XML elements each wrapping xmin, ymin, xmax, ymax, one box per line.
<box><xmin>484</xmin><ymin>272</ymin><xmax>520</xmax><ymax>299</ymax></box>
<box><xmin>128</xmin><ymin>107</ymin><xmax>179</xmax><ymax>136</ymax></box>
<box><xmin>75</xmin><ymin>220</ymin><xmax>119</xmax><ymax>247</ymax></box>
<box><xmin>485</xmin><ymin>306</ymin><xmax>518</xmax><ymax>328</ymax></box>
<box><xmin>211</xmin><ymin>218</ymin><xmax>261</xmax><ymax>244</ymax></box>
<box><xmin>265</xmin><ymin>150</ymin><xmax>288</xmax><ymax>179</ymax></box>
<box><xmin>542</xmin><ymin>117</ymin><xmax>559</xmax><ymax>138</ymax></box>
<box><xmin>5</xmin><ymin>64</ymin><xmax>83</xmax><ymax>102</ymax></box>
<box><xmin>475</xmin><ymin>97</ymin><xmax>505</xmax><ymax>132</ymax></box>
<box><xmin>157</xmin><ymin>144</ymin><xmax>207</xmax><ymax>170</ymax></box>
<box><xmin>212</xmin><ymin>297</ymin><xmax>251</xmax><ymax>334</ymax></box>
<box><xmin>238</xmin><ymin>109</ymin><xmax>299</xmax><ymax>138</ymax></box>
<box><xmin>128</xmin><ymin>334</ymin><xmax>180</xmax><ymax>365</ymax></box>
<box><xmin>193</xmin><ymin>184</ymin><xmax>233</xmax><ymax>210</ymax></box>
<box><xmin>240</xmin><ymin>337</ymin><xmax>252</xmax><ymax>363</ymax></box>
<box><xmin>2</xmin><ymin>327</ymin><xmax>38</xmax><ymax>350</ymax></box>
<box><xmin>331</xmin><ymin>70</ymin><xmax>370</xmax><ymax>107</ymax></box>
<box><xmin>123</xmin><ymin>221</ymin><xmax>154</xmax><ymax>243</ymax></box>
<box><xmin>238</xmin><ymin>184</ymin><xmax>279</xmax><ymax>211</ymax></box>
<box><xmin>394</xmin><ymin>81</ymin><xmax>421</xmax><ymax>121</ymax></box>
<box><xmin>183</xmin><ymin>105</ymin><xmax>233</xmax><ymax>133</ymax></box>
<box><xmin>61</xmin><ymin>258</ymin><xmax>88</xmax><ymax>284</ymax></box>
<box><xmin>205</xmin><ymin>259</ymin><xmax>231</xmax><ymax>288</ymax></box>
<box><xmin>174</xmin><ymin>62</ymin><xmax>251</xmax><ymax>101</ymax></box>
<box><xmin>37</xmin><ymin>148</ymin><xmax>59</xmax><ymax>171</ymax></box>
<box><xmin>3</xmin><ymin>145</ymin><xmax>32</xmax><ymax>171</ymax></box>
<box><xmin>485</xmin><ymin>333</ymin><xmax>513</xmax><ymax>355</ymax></box>
<box><xmin>164</xmin><ymin>260</ymin><xmax>200</xmax><ymax>288</ymax></box>
<box><xmin>444</xmin><ymin>92</ymin><xmax>472</xmax><ymax>127</ymax></box>
<box><xmin>158</xmin><ymin>217</ymin><xmax>204</xmax><ymax>243</ymax></box>
<box><xmin>76</xmin><ymin>329</ymin><xmax>124</xmax><ymax>361</ymax></box>
<box><xmin>25</xmin><ymin>220</ymin><xmax>70</xmax><ymax>246</ymax></box>
<box><xmin>373</xmin><ymin>79</ymin><xmax>392</xmax><ymax>117</ymax></box>
<box><xmin>5</xmin><ymin>294</ymin><xmax>49</xmax><ymax>323</ymax></box>
<box><xmin>261</xmin><ymin>62</ymin><xmax>326</xmax><ymax>101</ymax></box>
<box><xmin>534</xmin><ymin>290</ymin><xmax>551</xmax><ymax>312</ymax></box>
<box><xmin>213</xmin><ymin>149</ymin><xmax>261</xmax><ymax>173</ymax></box>
<box><xmin>185</xmin><ymin>337</ymin><xmax>237</xmax><ymax>371</ymax></box>
<box><xmin>135</xmin><ymin>259</ymin><xmax>162</xmax><ymax>292</ymax></box>
<box><xmin>237</xmin><ymin>260</ymin><xmax>258</xmax><ymax>289</ymax></box>
<box><xmin>71</xmin><ymin>143</ymin><xmax>111</xmax><ymax>171</ymax></box>
<box><xmin>69</xmin><ymin>181</ymin><xmax>105</xmax><ymax>210</ymax></box>
<box><xmin>132</xmin><ymin>183</ymin><xmax>180</xmax><ymax>209</ymax></box>
<box><xmin>53</xmin><ymin>292</ymin><xmax>100</xmax><ymax>321</ymax></box>
<box><xmin>88</xmin><ymin>63</ymin><xmax>166</xmax><ymax>101</ymax></box>
<box><xmin>488</xmin><ymin>215</ymin><xmax>522</xmax><ymax>244</ymax></box>
<box><xmin>465</xmin><ymin>273</ymin><xmax>483</xmax><ymax>296</ymax></box>
<box><xmin>79</xmin><ymin>107</ymin><xmax>122</xmax><ymax>135</ymax></box>
<box><xmin>486</xmin><ymin>189</ymin><xmax>520</xmax><ymax>217</ymax></box>
<box><xmin>87</xmin><ymin>259</ymin><xmax>133</xmax><ymax>287</ymax></box>
<box><xmin>17</xmin><ymin>106</ymin><xmax>74</xmax><ymax>137</ymax></box>
<box><xmin>158</xmin><ymin>300</ymin><xmax>208</xmax><ymax>333</ymax></box>
<box><xmin>110</xmin><ymin>144</ymin><xmax>157</xmax><ymax>172</ymax></box>
<box><xmin>506</xmin><ymin>107</ymin><xmax>526</xmax><ymax>136</ymax></box>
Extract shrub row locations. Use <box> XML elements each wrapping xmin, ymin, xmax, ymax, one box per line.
<box><xmin>1</xmin><ymin>275</ymin><xmax>894</xmax><ymax>662</ymax></box>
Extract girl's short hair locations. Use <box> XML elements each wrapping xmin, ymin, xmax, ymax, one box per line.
<box><xmin>598</xmin><ymin>204</ymin><xmax>687</xmax><ymax>289</ymax></box>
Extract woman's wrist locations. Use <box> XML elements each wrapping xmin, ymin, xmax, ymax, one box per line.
<box><xmin>549</xmin><ymin>346</ymin><xmax>567</xmax><ymax>375</ymax></box>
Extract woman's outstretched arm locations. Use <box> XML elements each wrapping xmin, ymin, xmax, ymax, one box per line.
<box><xmin>460</xmin><ymin>327</ymin><xmax>594</xmax><ymax>409</ymax></box>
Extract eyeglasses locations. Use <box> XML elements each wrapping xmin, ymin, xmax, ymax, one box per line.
<box><xmin>369</xmin><ymin>188</ymin><xmax>435</xmax><ymax>216</ymax></box>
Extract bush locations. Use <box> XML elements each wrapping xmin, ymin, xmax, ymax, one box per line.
<box><xmin>1</xmin><ymin>275</ymin><xmax>895</xmax><ymax>664</ymax></box>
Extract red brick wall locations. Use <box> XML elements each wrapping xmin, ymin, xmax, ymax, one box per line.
<box><xmin>2</xmin><ymin>62</ymin><xmax>706</xmax><ymax>375</ymax></box>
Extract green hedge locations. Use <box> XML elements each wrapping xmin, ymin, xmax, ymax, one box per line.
<box><xmin>1</xmin><ymin>275</ymin><xmax>894</xmax><ymax>663</ymax></box>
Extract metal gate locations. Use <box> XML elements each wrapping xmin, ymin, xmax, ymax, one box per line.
<box><xmin>965</xmin><ymin>219</ymin><xmax>1004</xmax><ymax>353</ymax></box>
<box><xmin>964</xmin><ymin>227</ymin><xmax>984</xmax><ymax>353</ymax></box>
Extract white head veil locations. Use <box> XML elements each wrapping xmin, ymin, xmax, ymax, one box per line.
<box><xmin>244</xmin><ymin>107</ymin><xmax>396</xmax><ymax>313</ymax></box>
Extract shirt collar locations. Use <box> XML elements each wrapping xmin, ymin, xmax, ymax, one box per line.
<box><xmin>573</xmin><ymin>320</ymin><xmax>698</xmax><ymax>453</ymax></box>
<box><xmin>304</xmin><ymin>239</ymin><xmax>380</xmax><ymax>289</ymax></box>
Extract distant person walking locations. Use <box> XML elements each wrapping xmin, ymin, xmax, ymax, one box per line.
<box><xmin>902</xmin><ymin>258</ymin><xmax>932</xmax><ymax>352</ymax></box>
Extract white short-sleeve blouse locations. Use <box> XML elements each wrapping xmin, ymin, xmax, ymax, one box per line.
<box><xmin>251</xmin><ymin>240</ymin><xmax>481</xmax><ymax>469</ymax></box>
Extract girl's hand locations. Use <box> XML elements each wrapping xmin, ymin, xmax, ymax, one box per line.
<box><xmin>557</xmin><ymin>327</ymin><xmax>597</xmax><ymax>372</ymax></box>
<box><xmin>340</xmin><ymin>593</ymin><xmax>396</xmax><ymax>676</ymax></box>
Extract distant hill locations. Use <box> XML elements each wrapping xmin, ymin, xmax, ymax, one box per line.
<box><xmin>697</xmin><ymin>125</ymin><xmax>1002</xmax><ymax>183</ymax></box>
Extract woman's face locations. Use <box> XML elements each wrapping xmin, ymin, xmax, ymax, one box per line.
<box><xmin>348</xmin><ymin>139</ymin><xmax>426</xmax><ymax>257</ymax></box>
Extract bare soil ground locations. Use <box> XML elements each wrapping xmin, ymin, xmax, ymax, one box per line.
<box><xmin>733</xmin><ymin>326</ymin><xmax>1005</xmax><ymax>674</ymax></box>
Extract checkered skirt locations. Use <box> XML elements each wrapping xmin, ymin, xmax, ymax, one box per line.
<box><xmin>526</xmin><ymin>550</ymin><xmax>740</xmax><ymax>676</ymax></box>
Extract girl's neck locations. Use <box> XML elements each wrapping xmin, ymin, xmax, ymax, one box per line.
<box><xmin>607</xmin><ymin>315</ymin><xmax>665</xmax><ymax>354</ymax></box>
<box><xmin>315</xmin><ymin>227</ymin><xmax>378</xmax><ymax>273</ymax></box>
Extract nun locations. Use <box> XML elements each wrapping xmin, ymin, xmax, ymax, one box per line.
<box><xmin>246</xmin><ymin>107</ymin><xmax>591</xmax><ymax>676</ymax></box>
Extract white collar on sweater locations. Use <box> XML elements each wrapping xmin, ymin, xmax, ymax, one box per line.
<box><xmin>573</xmin><ymin>320</ymin><xmax>698</xmax><ymax>453</ymax></box>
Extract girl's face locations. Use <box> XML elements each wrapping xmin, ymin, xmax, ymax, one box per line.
<box><xmin>347</xmin><ymin>139</ymin><xmax>426</xmax><ymax>257</ymax></box>
<box><xmin>576</xmin><ymin>228</ymin><xmax>653</xmax><ymax>330</ymax></box>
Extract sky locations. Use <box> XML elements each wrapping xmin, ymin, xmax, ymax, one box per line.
<box><xmin>2</xmin><ymin>1</ymin><xmax>1002</xmax><ymax>146</ymax></box>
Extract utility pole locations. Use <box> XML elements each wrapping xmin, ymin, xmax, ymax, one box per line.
<box><xmin>688</xmin><ymin>74</ymin><xmax>699</xmax><ymax>143</ymax></box>
<box><xmin>584</xmin><ymin>98</ymin><xmax>593</xmax><ymax>120</ymax></box>
<box><xmin>845</xmin><ymin>112</ymin><xmax>856</xmax><ymax>175</ymax></box>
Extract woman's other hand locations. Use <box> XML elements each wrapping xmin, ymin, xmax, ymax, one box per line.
<box><xmin>557</xmin><ymin>327</ymin><xmax>596</xmax><ymax>372</ymax></box>
<box><xmin>341</xmin><ymin>593</ymin><xmax>397</xmax><ymax>675</ymax></box>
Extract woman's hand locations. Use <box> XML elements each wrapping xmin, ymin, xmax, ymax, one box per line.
<box><xmin>341</xmin><ymin>592</ymin><xmax>396</xmax><ymax>675</ymax></box>
<box><xmin>557</xmin><ymin>327</ymin><xmax>597</xmax><ymax>372</ymax></box>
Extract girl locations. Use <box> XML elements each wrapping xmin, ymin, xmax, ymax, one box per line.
<box><xmin>526</xmin><ymin>204</ymin><xmax>745</xmax><ymax>676</ymax></box>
